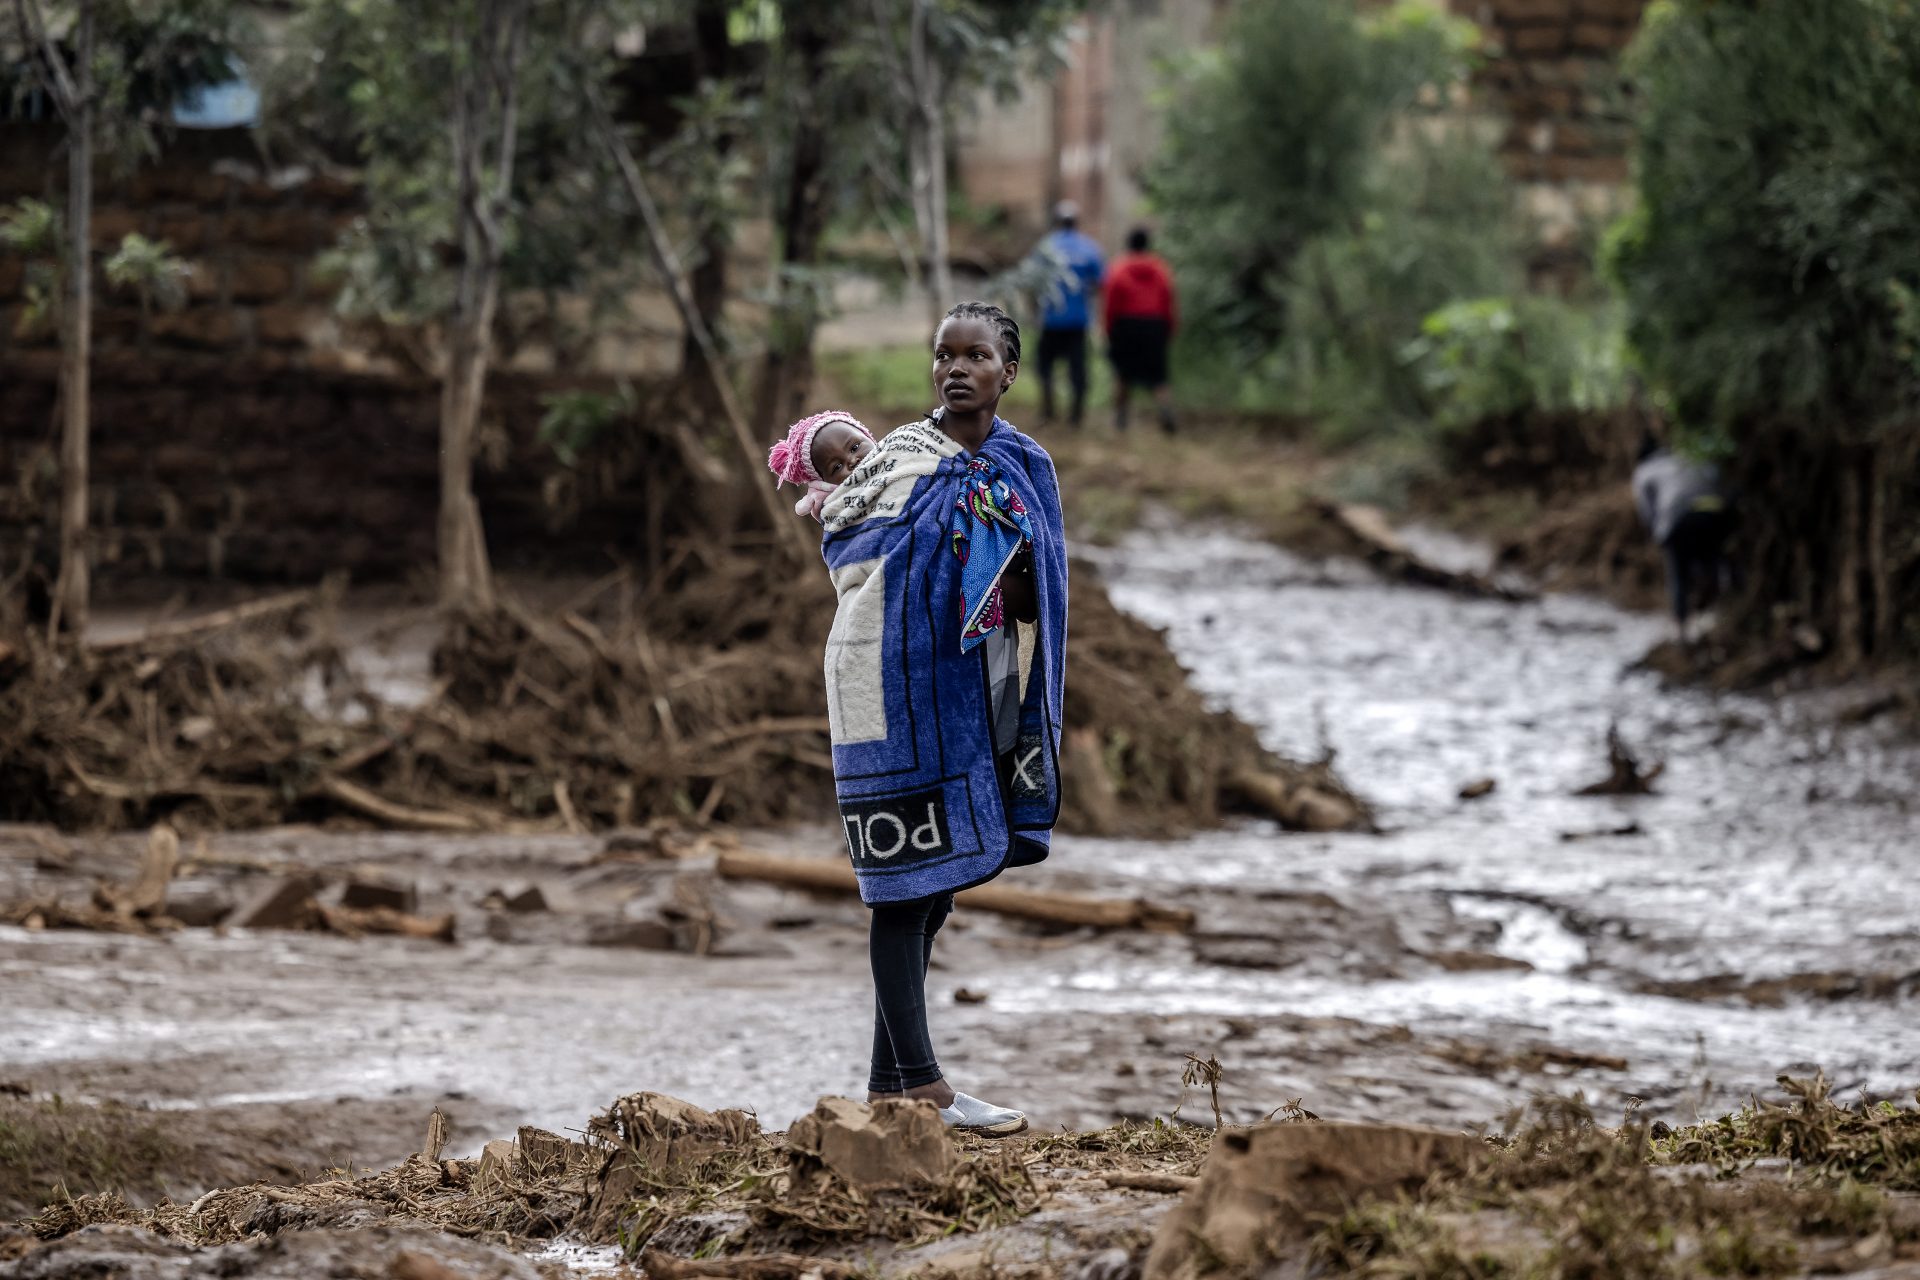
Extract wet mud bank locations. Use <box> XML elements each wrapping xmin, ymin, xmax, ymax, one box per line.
<box><xmin>4</xmin><ymin>523</ymin><xmax>1917</xmax><ymax>1274</ymax></box>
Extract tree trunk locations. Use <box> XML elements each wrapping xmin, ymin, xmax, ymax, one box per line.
<box><xmin>908</xmin><ymin>0</ymin><xmax>952</xmax><ymax>327</ymax></box>
<box><xmin>1866</xmin><ymin>442</ymin><xmax>1892</xmax><ymax>658</ymax></box>
<box><xmin>439</xmin><ymin>287</ymin><xmax>497</xmax><ymax>614</ymax></box>
<box><xmin>50</xmin><ymin>0</ymin><xmax>94</xmax><ymax>639</ymax></box>
<box><xmin>1832</xmin><ymin>445</ymin><xmax>1864</xmax><ymax>673</ymax></box>
<box><xmin>683</xmin><ymin>0</ymin><xmax>732</xmax><ymax>398</ymax></box>
<box><xmin>437</xmin><ymin>2</ymin><xmax>527</xmax><ymax>614</ymax></box>
<box><xmin>753</xmin><ymin>8</ymin><xmax>832</xmax><ymax>434</ymax></box>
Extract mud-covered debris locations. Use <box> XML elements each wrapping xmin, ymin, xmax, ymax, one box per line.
<box><xmin>1458</xmin><ymin>777</ymin><xmax>1497</xmax><ymax>800</ymax></box>
<box><xmin>8</xmin><ymin>1223</ymin><xmax>555</xmax><ymax>1279</ymax></box>
<box><xmin>1317</xmin><ymin>500</ymin><xmax>1534</xmax><ymax>602</ymax></box>
<box><xmin>639</xmin><ymin>1248</ymin><xmax>865</xmax><ymax>1279</ymax></box>
<box><xmin>1144</xmin><ymin>1121</ymin><xmax>1482</xmax><ymax>1280</ymax></box>
<box><xmin>92</xmin><ymin>824</ymin><xmax>180</xmax><ymax>920</ymax></box>
<box><xmin>786</xmin><ymin>1098</ymin><xmax>956</xmax><ymax>1193</ymax></box>
<box><xmin>318</xmin><ymin>904</ymin><xmax>456</xmax><ymax>943</ymax></box>
<box><xmin>1426</xmin><ymin>949</ymin><xmax>1532</xmax><ymax>974</ymax></box>
<box><xmin>1221</xmin><ymin>769</ymin><xmax>1361</xmax><ymax>833</ymax></box>
<box><xmin>162</xmin><ymin>879</ymin><xmax>235</xmax><ymax>928</ymax></box>
<box><xmin>339</xmin><ymin>878</ymin><xmax>417</xmax><ymax>913</ymax></box>
<box><xmin>491</xmin><ymin>885</ymin><xmax>547</xmax><ymax>913</ymax></box>
<box><xmin>231</xmin><ymin>875</ymin><xmax>320</xmax><ymax>931</ymax></box>
<box><xmin>476</xmin><ymin>1139</ymin><xmax>517</xmax><ymax>1189</ymax></box>
<box><xmin>716</xmin><ymin>850</ymin><xmax>1197</xmax><ymax>932</ymax></box>
<box><xmin>953</xmin><ymin>987</ymin><xmax>988</xmax><ymax>1004</ymax></box>
<box><xmin>1574</xmin><ymin>722</ymin><xmax>1664</xmax><ymax>796</ymax></box>
<box><xmin>584</xmin><ymin>1093</ymin><xmax>761</xmax><ymax>1241</ymax></box>
<box><xmin>586</xmin><ymin>917</ymin><xmax>675</xmax><ymax>950</ymax></box>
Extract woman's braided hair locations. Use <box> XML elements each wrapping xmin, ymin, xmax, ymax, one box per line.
<box><xmin>941</xmin><ymin>300</ymin><xmax>1021</xmax><ymax>364</ymax></box>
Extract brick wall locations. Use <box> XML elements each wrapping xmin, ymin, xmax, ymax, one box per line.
<box><xmin>1449</xmin><ymin>0</ymin><xmax>1650</xmax><ymax>281</ymax></box>
<box><xmin>0</xmin><ymin>125</ymin><xmax>362</xmax><ymax>372</ymax></box>
<box><xmin>0</xmin><ymin>350</ymin><xmax>666</xmax><ymax>585</ymax></box>
<box><xmin>0</xmin><ymin>124</ymin><xmax>690</xmax><ymax>588</ymax></box>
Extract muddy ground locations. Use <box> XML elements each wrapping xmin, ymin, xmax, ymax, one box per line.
<box><xmin>3</xmin><ymin>512</ymin><xmax>1916</xmax><ymax>1275</ymax></box>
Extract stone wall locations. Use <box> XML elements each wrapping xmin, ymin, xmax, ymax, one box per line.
<box><xmin>0</xmin><ymin>126</ymin><xmax>362</xmax><ymax>373</ymax></box>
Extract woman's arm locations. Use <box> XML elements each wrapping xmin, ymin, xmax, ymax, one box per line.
<box><xmin>1001</xmin><ymin>546</ymin><xmax>1038</xmax><ymax>623</ymax></box>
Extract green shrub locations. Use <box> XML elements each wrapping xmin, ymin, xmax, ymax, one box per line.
<box><xmin>1409</xmin><ymin>293</ymin><xmax>1630</xmax><ymax>433</ymax></box>
<box><xmin>1275</xmin><ymin>126</ymin><xmax>1522</xmax><ymax>441</ymax></box>
<box><xmin>1611</xmin><ymin>0</ymin><xmax>1920</xmax><ymax>663</ymax></box>
<box><xmin>1147</xmin><ymin>0</ymin><xmax>1477</xmax><ymax>363</ymax></box>
<box><xmin>1612</xmin><ymin>0</ymin><xmax>1920</xmax><ymax>434</ymax></box>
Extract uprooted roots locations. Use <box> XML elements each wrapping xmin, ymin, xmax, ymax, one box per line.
<box><xmin>0</xmin><ymin>554</ymin><xmax>1365</xmax><ymax>836</ymax></box>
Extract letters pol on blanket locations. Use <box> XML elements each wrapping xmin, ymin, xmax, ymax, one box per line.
<box><xmin>819</xmin><ymin>414</ymin><xmax>1068</xmax><ymax>905</ymax></box>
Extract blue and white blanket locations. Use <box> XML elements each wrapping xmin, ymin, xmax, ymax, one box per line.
<box><xmin>819</xmin><ymin>413</ymin><xmax>1068</xmax><ymax>904</ymax></box>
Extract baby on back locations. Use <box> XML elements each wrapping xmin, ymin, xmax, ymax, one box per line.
<box><xmin>766</xmin><ymin>410</ymin><xmax>877</xmax><ymax>521</ymax></box>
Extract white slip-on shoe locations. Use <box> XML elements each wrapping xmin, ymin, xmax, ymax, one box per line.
<box><xmin>939</xmin><ymin>1091</ymin><xmax>1029</xmax><ymax>1136</ymax></box>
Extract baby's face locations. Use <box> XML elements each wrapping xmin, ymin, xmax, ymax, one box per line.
<box><xmin>811</xmin><ymin>420</ymin><xmax>872</xmax><ymax>484</ymax></box>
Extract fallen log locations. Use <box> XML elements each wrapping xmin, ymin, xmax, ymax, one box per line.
<box><xmin>314</xmin><ymin>776</ymin><xmax>487</xmax><ymax>833</ymax></box>
<box><xmin>714</xmin><ymin>851</ymin><xmax>1195</xmax><ymax>933</ymax></box>
<box><xmin>86</xmin><ymin>588</ymin><xmax>319</xmax><ymax>653</ymax></box>
<box><xmin>1223</xmin><ymin>768</ymin><xmax>1361</xmax><ymax>833</ymax></box>
<box><xmin>1316</xmin><ymin>501</ymin><xmax>1534</xmax><ymax>602</ymax></box>
<box><xmin>319</xmin><ymin>904</ymin><xmax>457</xmax><ymax>943</ymax></box>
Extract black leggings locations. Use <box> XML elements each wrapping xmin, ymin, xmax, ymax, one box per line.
<box><xmin>868</xmin><ymin>892</ymin><xmax>954</xmax><ymax>1093</ymax></box>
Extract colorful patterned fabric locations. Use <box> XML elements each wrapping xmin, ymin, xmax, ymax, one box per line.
<box><xmin>953</xmin><ymin>448</ymin><xmax>1034</xmax><ymax>652</ymax></box>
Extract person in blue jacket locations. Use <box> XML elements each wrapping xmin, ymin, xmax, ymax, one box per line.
<box><xmin>1030</xmin><ymin>201</ymin><xmax>1104</xmax><ymax>428</ymax></box>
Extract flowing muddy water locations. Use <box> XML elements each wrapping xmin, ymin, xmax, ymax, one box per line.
<box><xmin>3</xmin><ymin>524</ymin><xmax>1916</xmax><ymax>1167</ymax></box>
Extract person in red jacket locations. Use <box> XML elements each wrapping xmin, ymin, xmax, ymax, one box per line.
<box><xmin>1101</xmin><ymin>226</ymin><xmax>1178</xmax><ymax>433</ymax></box>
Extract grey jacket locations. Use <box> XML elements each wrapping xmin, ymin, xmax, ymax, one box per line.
<box><xmin>1633</xmin><ymin>450</ymin><xmax>1723</xmax><ymax>545</ymax></box>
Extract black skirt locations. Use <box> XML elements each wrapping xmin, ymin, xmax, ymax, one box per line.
<box><xmin>1107</xmin><ymin>316</ymin><xmax>1171</xmax><ymax>388</ymax></box>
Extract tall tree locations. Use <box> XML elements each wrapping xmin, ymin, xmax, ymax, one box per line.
<box><xmin>12</xmin><ymin>0</ymin><xmax>94</xmax><ymax>637</ymax></box>
<box><xmin>7</xmin><ymin>0</ymin><xmax>242</xmax><ymax>637</ymax></box>
<box><xmin>287</xmin><ymin>0</ymin><xmax>648</xmax><ymax>614</ymax></box>
<box><xmin>437</xmin><ymin>0</ymin><xmax>529</xmax><ymax>615</ymax></box>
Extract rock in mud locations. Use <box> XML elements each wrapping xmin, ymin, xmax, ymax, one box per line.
<box><xmin>230</xmin><ymin>875</ymin><xmax>319</xmax><ymax>930</ymax></box>
<box><xmin>1143</xmin><ymin>1121</ymin><xmax>1482</xmax><ymax>1280</ymax></box>
<box><xmin>339</xmin><ymin>878</ymin><xmax>417</xmax><ymax>913</ymax></box>
<box><xmin>162</xmin><ymin>878</ymin><xmax>235</xmax><ymax>928</ymax></box>
<box><xmin>785</xmin><ymin>1097</ymin><xmax>957</xmax><ymax>1192</ymax></box>
<box><xmin>585</xmin><ymin>917</ymin><xmax>675</xmax><ymax>950</ymax></box>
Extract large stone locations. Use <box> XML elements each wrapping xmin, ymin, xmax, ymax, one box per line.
<box><xmin>231</xmin><ymin>874</ymin><xmax>318</xmax><ymax>930</ymax></box>
<box><xmin>339</xmin><ymin>878</ymin><xmax>416</xmax><ymax>914</ymax></box>
<box><xmin>785</xmin><ymin>1096</ymin><xmax>957</xmax><ymax>1192</ymax></box>
<box><xmin>1144</xmin><ymin>1121</ymin><xmax>1484</xmax><ymax>1280</ymax></box>
<box><xmin>163</xmin><ymin>878</ymin><xmax>235</xmax><ymax>928</ymax></box>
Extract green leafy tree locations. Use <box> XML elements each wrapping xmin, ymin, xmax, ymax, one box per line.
<box><xmin>1611</xmin><ymin>0</ymin><xmax>1920</xmax><ymax>664</ymax></box>
<box><xmin>1148</xmin><ymin>0</ymin><xmax>1475</xmax><ymax>360</ymax></box>
<box><xmin>750</xmin><ymin>0</ymin><xmax>1083</xmax><ymax>430</ymax></box>
<box><xmin>282</xmin><ymin>0</ymin><xmax>652</xmax><ymax>612</ymax></box>
<box><xmin>4</xmin><ymin>0</ymin><xmax>243</xmax><ymax>636</ymax></box>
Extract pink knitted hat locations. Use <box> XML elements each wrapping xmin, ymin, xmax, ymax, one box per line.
<box><xmin>768</xmin><ymin>410</ymin><xmax>873</xmax><ymax>487</ymax></box>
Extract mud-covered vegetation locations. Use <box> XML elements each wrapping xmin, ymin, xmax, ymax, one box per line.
<box><xmin>11</xmin><ymin>1077</ymin><xmax>1917</xmax><ymax>1279</ymax></box>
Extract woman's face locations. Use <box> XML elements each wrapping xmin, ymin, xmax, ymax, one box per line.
<box><xmin>811</xmin><ymin>419</ymin><xmax>872</xmax><ymax>484</ymax></box>
<box><xmin>933</xmin><ymin>316</ymin><xmax>1016</xmax><ymax>413</ymax></box>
